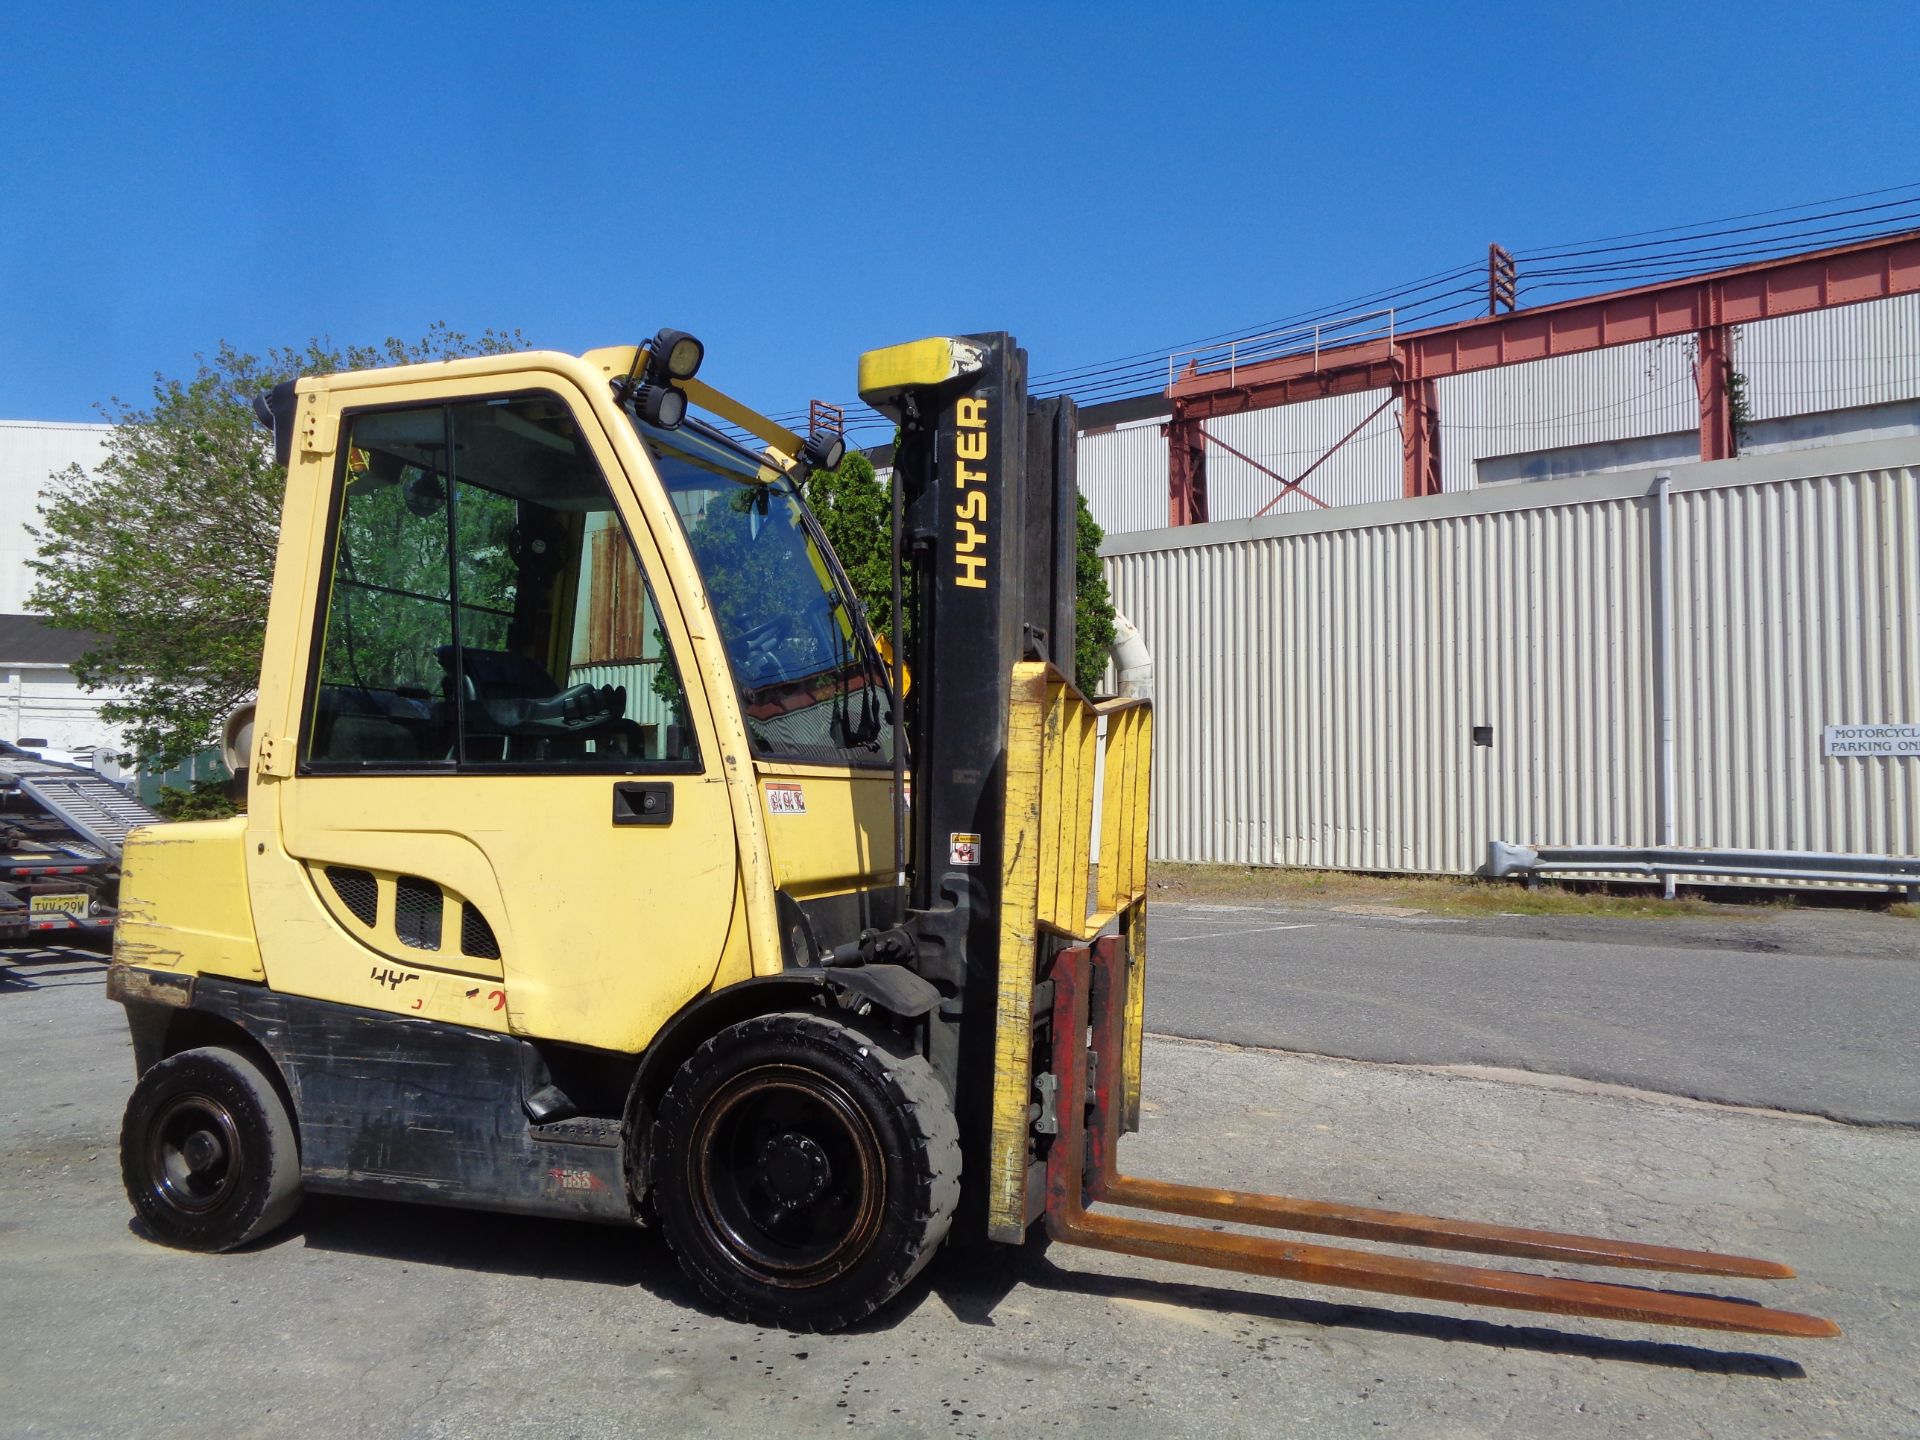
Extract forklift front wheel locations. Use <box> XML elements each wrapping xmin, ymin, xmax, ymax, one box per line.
<box><xmin>120</xmin><ymin>1046</ymin><xmax>302</xmax><ymax>1252</ymax></box>
<box><xmin>650</xmin><ymin>1011</ymin><xmax>961</xmax><ymax>1332</ymax></box>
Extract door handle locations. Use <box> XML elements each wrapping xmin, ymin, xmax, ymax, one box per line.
<box><xmin>612</xmin><ymin>781</ymin><xmax>674</xmax><ymax>826</ymax></box>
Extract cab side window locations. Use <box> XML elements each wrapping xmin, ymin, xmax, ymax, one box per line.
<box><xmin>305</xmin><ymin>395</ymin><xmax>699</xmax><ymax>771</ymax></box>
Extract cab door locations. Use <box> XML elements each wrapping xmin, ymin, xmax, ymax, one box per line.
<box><xmin>252</xmin><ymin>381</ymin><xmax>738</xmax><ymax>1054</ymax></box>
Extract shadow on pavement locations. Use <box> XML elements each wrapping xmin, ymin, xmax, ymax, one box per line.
<box><xmin>0</xmin><ymin>949</ymin><xmax>107</xmax><ymax>993</ymax></box>
<box><xmin>194</xmin><ymin>1191</ymin><xmax>1813</xmax><ymax>1374</ymax></box>
<box><xmin>277</xmin><ymin>1193</ymin><xmax>721</xmax><ymax>1313</ymax></box>
<box><xmin>999</xmin><ymin>1248</ymin><xmax>1809</xmax><ymax>1378</ymax></box>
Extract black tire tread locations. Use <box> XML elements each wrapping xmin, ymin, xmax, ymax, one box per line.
<box><xmin>120</xmin><ymin>1045</ymin><xmax>302</xmax><ymax>1252</ymax></box>
<box><xmin>652</xmin><ymin>1010</ymin><xmax>960</xmax><ymax>1332</ymax></box>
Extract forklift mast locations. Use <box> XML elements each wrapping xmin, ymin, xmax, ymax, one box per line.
<box><xmin>880</xmin><ymin>335</ymin><xmax>1080</xmax><ymax>1223</ymax></box>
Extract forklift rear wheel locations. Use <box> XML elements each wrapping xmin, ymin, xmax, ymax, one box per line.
<box><xmin>651</xmin><ymin>1011</ymin><xmax>961</xmax><ymax>1332</ymax></box>
<box><xmin>120</xmin><ymin>1046</ymin><xmax>302</xmax><ymax>1252</ymax></box>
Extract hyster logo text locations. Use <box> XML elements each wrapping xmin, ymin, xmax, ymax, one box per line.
<box><xmin>953</xmin><ymin>396</ymin><xmax>988</xmax><ymax>590</ymax></box>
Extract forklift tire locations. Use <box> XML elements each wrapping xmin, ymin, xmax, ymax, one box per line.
<box><xmin>650</xmin><ymin>1011</ymin><xmax>961</xmax><ymax>1332</ymax></box>
<box><xmin>120</xmin><ymin>1046</ymin><xmax>302</xmax><ymax>1252</ymax></box>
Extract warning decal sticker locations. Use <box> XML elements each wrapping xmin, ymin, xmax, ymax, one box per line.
<box><xmin>949</xmin><ymin>832</ymin><xmax>981</xmax><ymax>866</ymax></box>
<box><xmin>765</xmin><ymin>782</ymin><xmax>807</xmax><ymax>815</ymax></box>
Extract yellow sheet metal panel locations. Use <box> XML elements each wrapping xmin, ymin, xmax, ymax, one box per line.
<box><xmin>1070</xmin><ymin>704</ymin><xmax>1099</xmax><ymax>917</ymax></box>
<box><xmin>1031</xmin><ymin>684</ymin><xmax>1151</xmax><ymax>941</ymax></box>
<box><xmin>676</xmin><ymin>377</ymin><xmax>803</xmax><ymax>459</ymax></box>
<box><xmin>1126</xmin><ymin>709</ymin><xmax>1154</xmax><ymax>896</ymax></box>
<box><xmin>987</xmin><ymin>660</ymin><xmax>1051</xmax><ymax>1241</ymax></box>
<box><xmin>1122</xmin><ymin>899</ymin><xmax>1147</xmax><ymax>1131</ymax></box>
<box><xmin>1095</xmin><ymin>708</ymin><xmax>1133</xmax><ymax>913</ymax></box>
<box><xmin>265</xmin><ymin>769</ymin><xmax>739</xmax><ymax>1053</ymax></box>
<box><xmin>990</xmin><ymin>661</ymin><xmax>1156</xmax><ymax>1241</ymax></box>
<box><xmin>757</xmin><ymin>768</ymin><xmax>895</xmax><ymax>897</ymax></box>
<box><xmin>112</xmin><ymin>817</ymin><xmax>263</xmax><ymax>982</ymax></box>
<box><xmin>1037</xmin><ymin>681</ymin><xmax>1070</xmax><ymax>932</ymax></box>
<box><xmin>856</xmin><ymin>337</ymin><xmax>988</xmax><ymax>411</ymax></box>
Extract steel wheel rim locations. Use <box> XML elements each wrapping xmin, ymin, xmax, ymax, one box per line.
<box><xmin>147</xmin><ymin>1092</ymin><xmax>244</xmax><ymax>1215</ymax></box>
<box><xmin>689</xmin><ymin>1063</ymin><xmax>886</xmax><ymax>1289</ymax></box>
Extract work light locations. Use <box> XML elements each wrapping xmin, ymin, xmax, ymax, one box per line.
<box><xmin>650</xmin><ymin>328</ymin><xmax>704</xmax><ymax>382</ymax></box>
<box><xmin>636</xmin><ymin>384</ymin><xmax>688</xmax><ymax>429</ymax></box>
<box><xmin>801</xmin><ymin>428</ymin><xmax>846</xmax><ymax>472</ymax></box>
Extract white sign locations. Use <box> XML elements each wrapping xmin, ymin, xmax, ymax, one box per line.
<box><xmin>949</xmin><ymin>832</ymin><xmax>981</xmax><ymax>866</ymax></box>
<box><xmin>1824</xmin><ymin>723</ymin><xmax>1920</xmax><ymax>758</ymax></box>
<box><xmin>765</xmin><ymin>782</ymin><xmax>807</xmax><ymax>814</ymax></box>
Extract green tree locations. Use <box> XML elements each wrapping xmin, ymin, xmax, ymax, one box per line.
<box><xmin>802</xmin><ymin>450</ymin><xmax>899</xmax><ymax>641</ymax></box>
<box><xmin>1072</xmin><ymin>491</ymin><xmax>1116</xmax><ymax>694</ymax></box>
<box><xmin>29</xmin><ymin>324</ymin><xmax>524</xmax><ymax>768</ymax></box>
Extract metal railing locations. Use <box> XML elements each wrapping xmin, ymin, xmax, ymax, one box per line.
<box><xmin>1488</xmin><ymin>841</ymin><xmax>1920</xmax><ymax>896</ymax></box>
<box><xmin>1166</xmin><ymin>309</ymin><xmax>1397</xmax><ymax>391</ymax></box>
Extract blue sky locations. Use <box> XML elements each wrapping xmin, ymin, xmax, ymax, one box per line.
<box><xmin>3</xmin><ymin>2</ymin><xmax>1916</xmax><ymax>434</ymax></box>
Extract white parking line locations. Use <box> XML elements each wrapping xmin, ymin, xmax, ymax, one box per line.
<box><xmin>1160</xmin><ymin>922</ymin><xmax>1317</xmax><ymax>942</ymax></box>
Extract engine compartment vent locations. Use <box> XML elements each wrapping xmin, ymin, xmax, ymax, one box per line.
<box><xmin>461</xmin><ymin>903</ymin><xmax>500</xmax><ymax>960</ymax></box>
<box><xmin>325</xmin><ymin>866</ymin><xmax>378</xmax><ymax>927</ymax></box>
<box><xmin>394</xmin><ymin>874</ymin><xmax>443</xmax><ymax>951</ymax></box>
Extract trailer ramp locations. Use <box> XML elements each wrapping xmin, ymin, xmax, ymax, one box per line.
<box><xmin>0</xmin><ymin>752</ymin><xmax>161</xmax><ymax>861</ymax></box>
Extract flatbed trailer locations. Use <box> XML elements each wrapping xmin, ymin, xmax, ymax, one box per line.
<box><xmin>0</xmin><ymin>741</ymin><xmax>161</xmax><ymax>945</ymax></box>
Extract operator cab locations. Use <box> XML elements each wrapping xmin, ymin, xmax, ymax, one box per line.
<box><xmin>308</xmin><ymin>395</ymin><xmax>699</xmax><ymax>772</ymax></box>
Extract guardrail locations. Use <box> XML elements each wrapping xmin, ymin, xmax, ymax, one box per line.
<box><xmin>1488</xmin><ymin>841</ymin><xmax>1920</xmax><ymax>897</ymax></box>
<box><xmin>1166</xmin><ymin>309</ymin><xmax>1397</xmax><ymax>391</ymax></box>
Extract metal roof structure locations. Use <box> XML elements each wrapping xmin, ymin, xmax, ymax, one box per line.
<box><xmin>1164</xmin><ymin>230</ymin><xmax>1920</xmax><ymax>523</ymax></box>
<box><xmin>0</xmin><ymin>613</ymin><xmax>101</xmax><ymax>666</ymax></box>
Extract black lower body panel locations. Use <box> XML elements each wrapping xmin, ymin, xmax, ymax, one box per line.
<box><xmin>180</xmin><ymin>976</ymin><xmax>632</xmax><ymax>1225</ymax></box>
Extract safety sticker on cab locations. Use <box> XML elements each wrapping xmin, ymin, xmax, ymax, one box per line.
<box><xmin>766</xmin><ymin>782</ymin><xmax>807</xmax><ymax>815</ymax></box>
<box><xmin>949</xmin><ymin>832</ymin><xmax>981</xmax><ymax>866</ymax></box>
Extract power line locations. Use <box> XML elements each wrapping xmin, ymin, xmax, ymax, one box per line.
<box><xmin>1525</xmin><ymin>214</ymin><xmax>1920</xmax><ymax>280</ymax></box>
<box><xmin>1513</xmin><ymin>179</ymin><xmax>1920</xmax><ymax>255</ymax></box>
<box><xmin>1519</xmin><ymin>192</ymin><xmax>1920</xmax><ymax>263</ymax></box>
<box><xmin>790</xmin><ymin>183</ymin><xmax>1920</xmax><ymax>433</ymax></box>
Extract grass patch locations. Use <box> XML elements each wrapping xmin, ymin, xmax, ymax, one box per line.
<box><xmin>1894</xmin><ymin>902</ymin><xmax>1919</xmax><ymax>922</ymax></box>
<box><xmin>1149</xmin><ymin>863</ymin><xmax>1722</xmax><ymax>920</ymax></box>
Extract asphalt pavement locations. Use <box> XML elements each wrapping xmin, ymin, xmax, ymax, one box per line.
<box><xmin>5</xmin><ymin>941</ymin><xmax>1919</xmax><ymax>1437</ymax></box>
<box><xmin>1143</xmin><ymin>899</ymin><xmax>1920</xmax><ymax>1126</ymax></box>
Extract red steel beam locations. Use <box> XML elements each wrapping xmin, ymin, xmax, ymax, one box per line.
<box><xmin>1696</xmin><ymin>324</ymin><xmax>1736</xmax><ymax>461</ymax></box>
<box><xmin>1399</xmin><ymin>378</ymin><xmax>1441</xmax><ymax>499</ymax></box>
<box><xmin>1165</xmin><ymin>414</ymin><xmax>1208</xmax><ymax>525</ymax></box>
<box><xmin>1171</xmin><ymin>230</ymin><xmax>1920</xmax><ymax>422</ymax></box>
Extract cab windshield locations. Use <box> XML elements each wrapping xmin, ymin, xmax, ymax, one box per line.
<box><xmin>640</xmin><ymin>423</ymin><xmax>893</xmax><ymax>767</ymax></box>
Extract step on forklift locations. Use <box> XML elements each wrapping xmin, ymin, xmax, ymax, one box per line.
<box><xmin>108</xmin><ymin>331</ymin><xmax>1836</xmax><ymax>1340</ymax></box>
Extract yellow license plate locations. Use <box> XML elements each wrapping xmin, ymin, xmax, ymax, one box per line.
<box><xmin>29</xmin><ymin>893</ymin><xmax>87</xmax><ymax>916</ymax></box>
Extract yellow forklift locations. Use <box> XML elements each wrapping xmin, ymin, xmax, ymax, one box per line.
<box><xmin>107</xmin><ymin>332</ymin><xmax>1835</xmax><ymax>1339</ymax></box>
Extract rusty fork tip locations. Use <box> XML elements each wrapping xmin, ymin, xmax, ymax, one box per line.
<box><xmin>1776</xmin><ymin>1313</ymin><xmax>1842</xmax><ymax>1339</ymax></box>
<box><xmin>1700</xmin><ymin>1255</ymin><xmax>1796</xmax><ymax>1280</ymax></box>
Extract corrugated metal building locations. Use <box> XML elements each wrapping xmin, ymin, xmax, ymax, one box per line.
<box><xmin>1104</xmin><ymin>437</ymin><xmax>1919</xmax><ymax>874</ymax></box>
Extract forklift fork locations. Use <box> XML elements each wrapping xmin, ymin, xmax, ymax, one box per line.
<box><xmin>1042</xmin><ymin>936</ymin><xmax>1838</xmax><ymax>1340</ymax></box>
